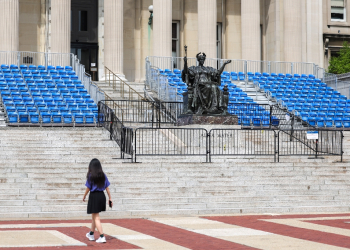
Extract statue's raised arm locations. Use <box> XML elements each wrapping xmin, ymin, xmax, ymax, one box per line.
<box><xmin>217</xmin><ymin>60</ymin><xmax>232</xmax><ymax>76</ymax></box>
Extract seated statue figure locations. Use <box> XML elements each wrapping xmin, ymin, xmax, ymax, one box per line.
<box><xmin>182</xmin><ymin>52</ymin><xmax>231</xmax><ymax>115</ymax></box>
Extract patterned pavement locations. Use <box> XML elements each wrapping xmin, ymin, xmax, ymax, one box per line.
<box><xmin>1</xmin><ymin>213</ymin><xmax>350</xmax><ymax>249</ymax></box>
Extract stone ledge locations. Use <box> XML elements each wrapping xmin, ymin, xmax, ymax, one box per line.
<box><xmin>177</xmin><ymin>114</ymin><xmax>238</xmax><ymax>126</ymax></box>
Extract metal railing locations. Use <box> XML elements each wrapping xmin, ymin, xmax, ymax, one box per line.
<box><xmin>134</xmin><ymin>128</ymin><xmax>208</xmax><ymax>162</ymax></box>
<box><xmin>98</xmin><ymin>100</ymin><xmax>133</xmax><ymax>159</ymax></box>
<box><xmin>101</xmin><ymin>99</ymin><xmax>183</xmax><ymax>127</ymax></box>
<box><xmin>278</xmin><ymin>129</ymin><xmax>343</xmax><ymax>162</ymax></box>
<box><xmin>208</xmin><ymin>129</ymin><xmax>277</xmax><ymax>162</ymax></box>
<box><xmin>133</xmin><ymin>128</ymin><xmax>343</xmax><ymax>163</ymax></box>
<box><xmin>105</xmin><ymin>66</ymin><xmax>145</xmax><ymax>102</ymax></box>
<box><xmin>0</xmin><ymin>51</ymin><xmax>73</xmax><ymax>68</ymax></box>
<box><xmin>146</xmin><ymin>56</ymin><xmax>324</xmax><ymax>77</ymax></box>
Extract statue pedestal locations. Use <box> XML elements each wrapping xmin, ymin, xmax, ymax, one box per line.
<box><xmin>177</xmin><ymin>114</ymin><xmax>238</xmax><ymax>126</ymax></box>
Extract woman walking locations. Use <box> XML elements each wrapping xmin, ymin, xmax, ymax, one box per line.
<box><xmin>83</xmin><ymin>158</ymin><xmax>112</xmax><ymax>243</ymax></box>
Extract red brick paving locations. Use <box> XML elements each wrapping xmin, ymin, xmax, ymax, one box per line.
<box><xmin>0</xmin><ymin>218</ymin><xmax>258</xmax><ymax>250</ymax></box>
<box><xmin>2</xmin><ymin>215</ymin><xmax>350</xmax><ymax>250</ymax></box>
<box><xmin>109</xmin><ymin>219</ymin><xmax>259</xmax><ymax>250</ymax></box>
<box><xmin>204</xmin><ymin>214</ymin><xmax>350</xmax><ymax>249</ymax></box>
<box><xmin>0</xmin><ymin>224</ymin><xmax>140</xmax><ymax>250</ymax></box>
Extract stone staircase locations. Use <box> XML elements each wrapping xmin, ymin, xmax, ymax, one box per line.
<box><xmin>0</xmin><ymin>127</ymin><xmax>349</xmax><ymax>218</ymax></box>
<box><xmin>94</xmin><ymin>80</ymin><xmax>145</xmax><ymax>100</ymax></box>
<box><xmin>235</xmin><ymin>80</ymin><xmax>273</xmax><ymax>105</ymax></box>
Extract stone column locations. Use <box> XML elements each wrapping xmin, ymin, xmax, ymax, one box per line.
<box><xmin>104</xmin><ymin>0</ymin><xmax>124</xmax><ymax>76</ymax></box>
<box><xmin>283</xmin><ymin>0</ymin><xmax>302</xmax><ymax>62</ymax></box>
<box><xmin>0</xmin><ymin>0</ymin><xmax>19</xmax><ymax>52</ymax></box>
<box><xmin>51</xmin><ymin>0</ymin><xmax>71</xmax><ymax>54</ymax></box>
<box><xmin>241</xmin><ymin>0</ymin><xmax>260</xmax><ymax>61</ymax></box>
<box><xmin>153</xmin><ymin>0</ymin><xmax>172</xmax><ymax>60</ymax></box>
<box><xmin>306</xmin><ymin>0</ymin><xmax>323</xmax><ymax>67</ymax></box>
<box><xmin>198</xmin><ymin>0</ymin><xmax>217</xmax><ymax>60</ymax></box>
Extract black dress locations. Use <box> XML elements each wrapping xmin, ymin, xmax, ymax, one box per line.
<box><xmin>87</xmin><ymin>191</ymin><xmax>106</xmax><ymax>214</ymax></box>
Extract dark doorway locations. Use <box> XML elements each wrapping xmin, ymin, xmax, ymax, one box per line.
<box><xmin>71</xmin><ymin>0</ymin><xmax>98</xmax><ymax>80</ymax></box>
<box><xmin>71</xmin><ymin>43</ymin><xmax>98</xmax><ymax>81</ymax></box>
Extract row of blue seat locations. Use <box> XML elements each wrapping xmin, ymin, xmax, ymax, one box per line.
<box><xmin>304</xmin><ymin>117</ymin><xmax>350</xmax><ymax>128</ymax></box>
<box><xmin>2</xmin><ymin>90</ymin><xmax>94</xmax><ymax>102</ymax></box>
<box><xmin>237</xmin><ymin>116</ymin><xmax>280</xmax><ymax>127</ymax></box>
<box><xmin>21</xmin><ymin>70</ymin><xmax>75</xmax><ymax>75</ymax></box>
<box><xmin>6</xmin><ymin>104</ymin><xmax>98</xmax><ymax>113</ymax></box>
<box><xmin>8</xmin><ymin>111</ymin><xmax>96</xmax><ymax>124</ymax></box>
<box><xmin>1</xmin><ymin>64</ymin><xmax>73</xmax><ymax>71</ymax></box>
<box><xmin>298</xmin><ymin>111</ymin><xmax>349</xmax><ymax>118</ymax></box>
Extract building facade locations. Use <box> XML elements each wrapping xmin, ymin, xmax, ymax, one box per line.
<box><xmin>0</xmin><ymin>0</ymin><xmax>348</xmax><ymax>82</ymax></box>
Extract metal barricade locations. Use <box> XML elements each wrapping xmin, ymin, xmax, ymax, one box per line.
<box><xmin>277</xmin><ymin>129</ymin><xmax>343</xmax><ymax>162</ymax></box>
<box><xmin>209</xmin><ymin>129</ymin><xmax>277</xmax><ymax>162</ymax></box>
<box><xmin>134</xmin><ymin>128</ymin><xmax>208</xmax><ymax>162</ymax></box>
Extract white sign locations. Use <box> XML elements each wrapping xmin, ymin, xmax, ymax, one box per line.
<box><xmin>285</xmin><ymin>114</ymin><xmax>290</xmax><ymax>122</ymax></box>
<box><xmin>91</xmin><ymin>63</ymin><xmax>96</xmax><ymax>66</ymax></box>
<box><xmin>306</xmin><ymin>131</ymin><xmax>318</xmax><ymax>140</ymax></box>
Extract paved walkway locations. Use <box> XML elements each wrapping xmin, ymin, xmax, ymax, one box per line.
<box><xmin>1</xmin><ymin>213</ymin><xmax>350</xmax><ymax>249</ymax></box>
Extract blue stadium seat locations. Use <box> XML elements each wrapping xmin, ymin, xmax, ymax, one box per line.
<box><xmin>343</xmin><ymin>118</ymin><xmax>350</xmax><ymax>128</ymax></box>
<box><xmin>6</xmin><ymin>106</ymin><xmax>16</xmax><ymax>113</ymax></box>
<box><xmin>231</xmin><ymin>72</ymin><xmax>238</xmax><ymax>81</ymax></box>
<box><xmin>8</xmin><ymin>112</ymin><xmax>18</xmax><ymax>123</ymax></box>
<box><xmin>41</xmin><ymin>112</ymin><xmax>51</xmax><ymax>123</ymax></box>
<box><xmin>334</xmin><ymin>117</ymin><xmax>343</xmax><ymax>128</ymax></box>
<box><xmin>238</xmin><ymin>72</ymin><xmax>245</xmax><ymax>81</ymax></box>
<box><xmin>70</xmin><ymin>76</ymin><xmax>79</xmax><ymax>80</ymax></box>
<box><xmin>85</xmin><ymin>113</ymin><xmax>95</xmax><ymax>124</ymax></box>
<box><xmin>74</xmin><ymin>113</ymin><xmax>84</xmax><ymax>124</ymax></box>
<box><xmin>47</xmin><ymin>65</ymin><xmax>55</xmax><ymax>70</ymax></box>
<box><xmin>242</xmin><ymin>116</ymin><xmax>251</xmax><ymax>126</ymax></box>
<box><xmin>18</xmin><ymin>112</ymin><xmax>29</xmax><ymax>123</ymax></box>
<box><xmin>38</xmin><ymin>107</ymin><xmax>49</xmax><ymax>113</ymax></box>
<box><xmin>63</xmin><ymin>113</ymin><xmax>73</xmax><ymax>124</ymax></box>
<box><xmin>52</xmin><ymin>113</ymin><xmax>62</xmax><ymax>123</ymax></box>
<box><xmin>58</xmin><ymin>70</ymin><xmax>66</xmax><ymax>76</ymax></box>
<box><xmin>29</xmin><ymin>112</ymin><xmax>39</xmax><ymax>123</ymax></box>
<box><xmin>37</xmin><ymin>65</ymin><xmax>45</xmax><ymax>70</ymax></box>
<box><xmin>317</xmin><ymin>117</ymin><xmax>325</xmax><ymax>127</ymax></box>
<box><xmin>20</xmin><ymin>65</ymin><xmax>28</xmax><ymax>70</ymax></box>
<box><xmin>78</xmin><ymin>103</ymin><xmax>88</xmax><ymax>109</ymax></box>
<box><xmin>81</xmin><ymin>108</ymin><xmax>90</xmax><ymax>114</ymax></box>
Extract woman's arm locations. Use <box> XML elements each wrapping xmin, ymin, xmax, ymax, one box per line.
<box><xmin>106</xmin><ymin>187</ymin><xmax>112</xmax><ymax>201</ymax></box>
<box><xmin>83</xmin><ymin>187</ymin><xmax>90</xmax><ymax>202</ymax></box>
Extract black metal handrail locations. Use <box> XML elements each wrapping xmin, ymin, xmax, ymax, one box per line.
<box><xmin>98</xmin><ymin>101</ymin><xmax>133</xmax><ymax>159</ymax></box>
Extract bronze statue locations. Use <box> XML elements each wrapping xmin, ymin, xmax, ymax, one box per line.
<box><xmin>181</xmin><ymin>49</ymin><xmax>231</xmax><ymax>115</ymax></box>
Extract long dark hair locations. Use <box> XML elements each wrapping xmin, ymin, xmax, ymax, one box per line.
<box><xmin>86</xmin><ymin>158</ymin><xmax>106</xmax><ymax>188</ymax></box>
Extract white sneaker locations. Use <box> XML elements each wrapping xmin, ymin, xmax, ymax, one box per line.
<box><xmin>86</xmin><ymin>232</ymin><xmax>95</xmax><ymax>241</ymax></box>
<box><xmin>96</xmin><ymin>236</ymin><xmax>106</xmax><ymax>243</ymax></box>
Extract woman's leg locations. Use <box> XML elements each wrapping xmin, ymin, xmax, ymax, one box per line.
<box><xmin>91</xmin><ymin>214</ymin><xmax>96</xmax><ymax>232</ymax></box>
<box><xmin>93</xmin><ymin>213</ymin><xmax>103</xmax><ymax>235</ymax></box>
